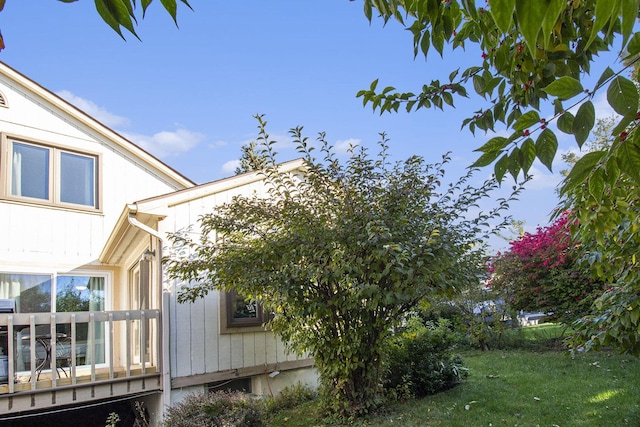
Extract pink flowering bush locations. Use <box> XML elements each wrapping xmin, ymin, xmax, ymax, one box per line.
<box><xmin>489</xmin><ymin>213</ymin><xmax>601</xmax><ymax>325</ymax></box>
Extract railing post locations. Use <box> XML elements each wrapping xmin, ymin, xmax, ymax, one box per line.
<box><xmin>29</xmin><ymin>315</ymin><xmax>36</xmax><ymax>390</ymax></box>
<box><xmin>50</xmin><ymin>314</ymin><xmax>57</xmax><ymax>388</ymax></box>
<box><xmin>108</xmin><ymin>313</ymin><xmax>114</xmax><ymax>380</ymax></box>
<box><xmin>71</xmin><ymin>314</ymin><xmax>77</xmax><ymax>385</ymax></box>
<box><xmin>140</xmin><ymin>310</ymin><xmax>146</xmax><ymax>375</ymax></box>
<box><xmin>7</xmin><ymin>315</ymin><xmax>14</xmax><ymax>394</ymax></box>
<box><xmin>125</xmin><ymin>312</ymin><xmax>131</xmax><ymax>378</ymax></box>
<box><xmin>89</xmin><ymin>313</ymin><xmax>96</xmax><ymax>383</ymax></box>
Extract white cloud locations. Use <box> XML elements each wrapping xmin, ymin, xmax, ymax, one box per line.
<box><xmin>334</xmin><ymin>138</ymin><xmax>361</xmax><ymax>155</ymax></box>
<box><xmin>56</xmin><ymin>90</ymin><xmax>130</xmax><ymax>128</ymax></box>
<box><xmin>592</xmin><ymin>91</ymin><xmax>619</xmax><ymax>121</ymax></box>
<box><xmin>123</xmin><ymin>129</ymin><xmax>206</xmax><ymax>158</ymax></box>
<box><xmin>222</xmin><ymin>159</ymin><xmax>241</xmax><ymax>174</ymax></box>
<box><xmin>526</xmin><ymin>164</ymin><xmax>563</xmax><ymax>190</ymax></box>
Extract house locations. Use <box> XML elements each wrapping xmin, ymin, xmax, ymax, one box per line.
<box><xmin>0</xmin><ymin>62</ymin><xmax>316</xmax><ymax>425</ymax></box>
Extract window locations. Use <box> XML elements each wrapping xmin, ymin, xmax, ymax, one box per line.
<box><xmin>208</xmin><ymin>377</ymin><xmax>252</xmax><ymax>394</ymax></box>
<box><xmin>220</xmin><ymin>290</ymin><xmax>269</xmax><ymax>333</ymax></box>
<box><xmin>0</xmin><ymin>272</ymin><xmax>108</xmax><ymax>368</ymax></box>
<box><xmin>3</xmin><ymin>136</ymin><xmax>99</xmax><ymax>210</ymax></box>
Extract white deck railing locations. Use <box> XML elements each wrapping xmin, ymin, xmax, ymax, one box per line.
<box><xmin>0</xmin><ymin>310</ymin><xmax>160</xmax><ymax>394</ymax></box>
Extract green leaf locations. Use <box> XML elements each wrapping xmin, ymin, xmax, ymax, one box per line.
<box><xmin>513</xmin><ymin>110</ymin><xmax>540</xmax><ymax>131</ymax></box>
<box><xmin>160</xmin><ymin>0</ymin><xmax>178</xmax><ymax>24</ymax></box>
<box><xmin>471</xmin><ymin>150</ymin><xmax>502</xmax><ymax>167</ymax></box>
<box><xmin>617</xmin><ymin>136</ymin><xmax>640</xmax><ymax>185</ymax></box>
<box><xmin>620</xmin><ymin>0</ymin><xmax>640</xmax><ymax>48</ymax></box>
<box><xmin>420</xmin><ymin>30</ymin><xmax>431</xmax><ymax>58</ymax></box>
<box><xmin>474</xmin><ymin>136</ymin><xmax>509</xmax><ymax>153</ymax></box>
<box><xmin>432</xmin><ymin>31</ymin><xmax>445</xmax><ymax>57</ymax></box>
<box><xmin>595</xmin><ymin>67</ymin><xmax>615</xmax><ymax>91</ymax></box>
<box><xmin>585</xmin><ymin>0</ymin><xmax>616</xmax><ymax>50</ymax></box>
<box><xmin>141</xmin><ymin>0</ymin><xmax>153</xmax><ymax>16</ymax></box>
<box><xmin>557</xmin><ymin>111</ymin><xmax>574</xmax><ymax>134</ymax></box>
<box><xmin>98</xmin><ymin>0</ymin><xmax>139</xmax><ymax>39</ymax></box>
<box><xmin>520</xmin><ymin>138</ymin><xmax>536</xmax><ymax>174</ymax></box>
<box><xmin>94</xmin><ymin>0</ymin><xmax>126</xmax><ymax>39</ymax></box>
<box><xmin>588</xmin><ymin>168</ymin><xmax>605</xmax><ymax>201</ymax></box>
<box><xmin>507</xmin><ymin>148</ymin><xmax>521</xmax><ymax>180</ymax></box>
<box><xmin>626</xmin><ymin>32</ymin><xmax>640</xmax><ymax>57</ymax></box>
<box><xmin>489</xmin><ymin>0</ymin><xmax>515</xmax><ymax>34</ymax></box>
<box><xmin>535</xmin><ymin>128</ymin><xmax>558</xmax><ymax>172</ymax></box>
<box><xmin>494</xmin><ymin>154</ymin><xmax>509</xmax><ymax>182</ymax></box>
<box><xmin>572</xmin><ymin>101</ymin><xmax>595</xmax><ymax>148</ymax></box>
<box><xmin>541</xmin><ymin>0</ymin><xmax>566</xmax><ymax>50</ymax></box>
<box><xmin>515</xmin><ymin>0</ymin><xmax>547</xmax><ymax>57</ymax></box>
<box><xmin>607</xmin><ymin>76</ymin><xmax>639</xmax><ymax>118</ymax></box>
<box><xmin>542</xmin><ymin>76</ymin><xmax>584</xmax><ymax>100</ymax></box>
<box><xmin>562</xmin><ymin>150</ymin><xmax>606</xmax><ymax>194</ymax></box>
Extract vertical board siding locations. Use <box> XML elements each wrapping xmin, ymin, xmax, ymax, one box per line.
<box><xmin>203</xmin><ymin>291</ymin><xmax>219</xmax><ymax>373</ymax></box>
<box><xmin>163</xmin><ymin>179</ymin><xmax>310</xmax><ymax>382</ymax></box>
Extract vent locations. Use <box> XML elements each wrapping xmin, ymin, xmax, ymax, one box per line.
<box><xmin>0</xmin><ymin>91</ymin><xmax>6</xmax><ymax>108</ymax></box>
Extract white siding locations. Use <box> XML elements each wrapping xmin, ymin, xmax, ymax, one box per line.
<box><xmin>153</xmin><ymin>178</ymin><xmax>307</xmax><ymax>382</ymax></box>
<box><xmin>0</xmin><ymin>75</ymin><xmax>184</xmax><ymax>271</ymax></box>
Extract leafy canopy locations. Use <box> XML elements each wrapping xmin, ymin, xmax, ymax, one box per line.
<box><xmin>560</xmin><ymin>119</ymin><xmax>640</xmax><ymax>355</ymax></box>
<box><xmin>165</xmin><ymin>115</ymin><xmax>522</xmax><ymax>416</ymax></box>
<box><xmin>358</xmin><ymin>0</ymin><xmax>640</xmax><ymax>193</ymax></box>
<box><xmin>0</xmin><ymin>0</ymin><xmax>193</xmax><ymax>49</ymax></box>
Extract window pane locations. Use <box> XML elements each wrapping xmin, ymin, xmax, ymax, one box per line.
<box><xmin>231</xmin><ymin>293</ymin><xmax>258</xmax><ymax>320</ymax></box>
<box><xmin>60</xmin><ymin>152</ymin><xmax>96</xmax><ymax>207</ymax></box>
<box><xmin>55</xmin><ymin>276</ymin><xmax>104</xmax><ymax>312</ymax></box>
<box><xmin>11</xmin><ymin>142</ymin><xmax>49</xmax><ymax>200</ymax></box>
<box><xmin>0</xmin><ymin>273</ymin><xmax>51</xmax><ymax>313</ymax></box>
<box><xmin>56</xmin><ymin>276</ymin><xmax>105</xmax><ymax>365</ymax></box>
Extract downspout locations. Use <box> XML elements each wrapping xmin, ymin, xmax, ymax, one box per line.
<box><xmin>127</xmin><ymin>204</ymin><xmax>172</xmax><ymax>420</ymax></box>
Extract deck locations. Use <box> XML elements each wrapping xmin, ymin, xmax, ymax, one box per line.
<box><xmin>0</xmin><ymin>310</ymin><xmax>162</xmax><ymax>416</ymax></box>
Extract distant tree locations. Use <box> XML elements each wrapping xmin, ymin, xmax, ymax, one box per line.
<box><xmin>165</xmin><ymin>115</ymin><xmax>522</xmax><ymax>417</ymax></box>
<box><xmin>234</xmin><ymin>140</ymin><xmax>268</xmax><ymax>175</ymax></box>
<box><xmin>489</xmin><ymin>213</ymin><xmax>601</xmax><ymax>325</ymax></box>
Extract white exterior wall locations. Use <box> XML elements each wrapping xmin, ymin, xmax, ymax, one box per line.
<box><xmin>143</xmin><ymin>173</ymin><xmax>315</xmax><ymax>391</ymax></box>
<box><xmin>0</xmin><ymin>73</ymin><xmax>186</xmax><ymax>271</ymax></box>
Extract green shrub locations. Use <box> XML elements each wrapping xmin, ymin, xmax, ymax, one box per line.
<box><xmin>384</xmin><ymin>318</ymin><xmax>468</xmax><ymax>399</ymax></box>
<box><xmin>264</xmin><ymin>383</ymin><xmax>317</xmax><ymax>414</ymax></box>
<box><xmin>162</xmin><ymin>391</ymin><xmax>264</xmax><ymax>427</ymax></box>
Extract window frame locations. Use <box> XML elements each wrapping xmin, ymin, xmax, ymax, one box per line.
<box><xmin>1</xmin><ymin>133</ymin><xmax>102</xmax><ymax>212</ymax></box>
<box><xmin>219</xmin><ymin>290</ymin><xmax>270</xmax><ymax>334</ymax></box>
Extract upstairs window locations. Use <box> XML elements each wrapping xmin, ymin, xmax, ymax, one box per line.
<box><xmin>3</xmin><ymin>137</ymin><xmax>99</xmax><ymax>210</ymax></box>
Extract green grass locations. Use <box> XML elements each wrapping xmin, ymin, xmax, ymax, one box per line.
<box><xmin>267</xmin><ymin>349</ymin><xmax>640</xmax><ymax>426</ymax></box>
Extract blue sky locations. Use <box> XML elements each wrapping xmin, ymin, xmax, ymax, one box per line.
<box><xmin>0</xmin><ymin>1</ymin><xmax>621</xmax><ymax>250</ymax></box>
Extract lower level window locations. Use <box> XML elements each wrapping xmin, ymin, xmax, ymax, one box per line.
<box><xmin>208</xmin><ymin>377</ymin><xmax>252</xmax><ymax>394</ymax></box>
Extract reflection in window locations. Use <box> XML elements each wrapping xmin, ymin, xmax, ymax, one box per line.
<box><xmin>225</xmin><ymin>290</ymin><xmax>266</xmax><ymax>329</ymax></box>
<box><xmin>56</xmin><ymin>276</ymin><xmax>105</xmax><ymax>364</ymax></box>
<box><xmin>0</xmin><ymin>273</ymin><xmax>51</xmax><ymax>312</ymax></box>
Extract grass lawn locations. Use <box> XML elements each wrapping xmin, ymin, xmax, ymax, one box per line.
<box><xmin>268</xmin><ymin>347</ymin><xmax>640</xmax><ymax>426</ymax></box>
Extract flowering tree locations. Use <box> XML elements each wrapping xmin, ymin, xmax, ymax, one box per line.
<box><xmin>489</xmin><ymin>212</ymin><xmax>601</xmax><ymax>325</ymax></box>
